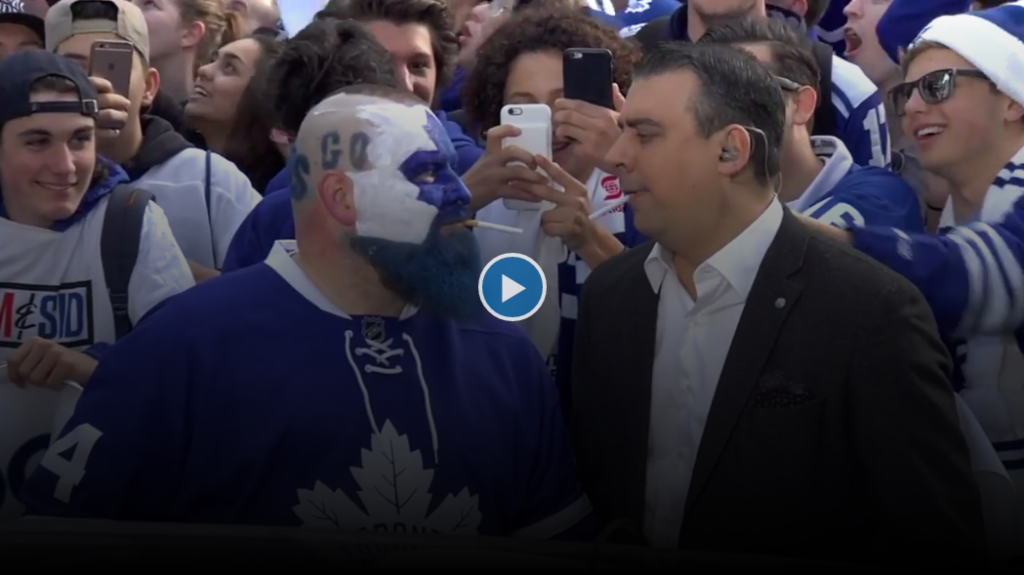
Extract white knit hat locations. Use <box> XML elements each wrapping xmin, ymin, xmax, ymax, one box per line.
<box><xmin>912</xmin><ymin>1</ymin><xmax>1024</xmax><ymax>105</ymax></box>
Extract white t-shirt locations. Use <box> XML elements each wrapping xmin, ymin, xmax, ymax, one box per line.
<box><xmin>0</xmin><ymin>199</ymin><xmax>194</xmax><ymax>520</ymax></box>
<box><xmin>134</xmin><ymin>149</ymin><xmax>261</xmax><ymax>269</ymax></box>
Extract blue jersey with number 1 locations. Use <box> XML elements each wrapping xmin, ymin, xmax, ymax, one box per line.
<box><xmin>789</xmin><ymin>137</ymin><xmax>923</xmax><ymax>232</ymax></box>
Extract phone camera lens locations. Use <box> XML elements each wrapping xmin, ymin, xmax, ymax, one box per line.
<box><xmin>510</xmin><ymin>108</ymin><xmax>522</xmax><ymax>116</ymax></box>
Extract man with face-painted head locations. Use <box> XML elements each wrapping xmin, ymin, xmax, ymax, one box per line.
<box><xmin>20</xmin><ymin>84</ymin><xmax>595</xmax><ymax>541</ymax></box>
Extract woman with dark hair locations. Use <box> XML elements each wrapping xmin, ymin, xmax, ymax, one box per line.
<box><xmin>184</xmin><ymin>33</ymin><xmax>285</xmax><ymax>193</ymax></box>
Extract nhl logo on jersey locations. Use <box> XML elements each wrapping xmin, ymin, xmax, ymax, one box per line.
<box><xmin>361</xmin><ymin>316</ymin><xmax>386</xmax><ymax>343</ymax></box>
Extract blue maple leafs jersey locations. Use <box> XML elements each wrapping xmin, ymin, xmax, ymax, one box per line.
<box><xmin>830</xmin><ymin>55</ymin><xmax>891</xmax><ymax>170</ymax></box>
<box><xmin>812</xmin><ymin>0</ymin><xmax>849</xmax><ymax>54</ymax></box>
<box><xmin>790</xmin><ymin>137</ymin><xmax>923</xmax><ymax>232</ymax></box>
<box><xmin>585</xmin><ymin>0</ymin><xmax>680</xmax><ymax>37</ymax></box>
<box><xmin>850</xmin><ymin>161</ymin><xmax>1024</xmax><ymax>343</ymax></box>
<box><xmin>20</xmin><ymin>247</ymin><xmax>594</xmax><ymax>538</ymax></box>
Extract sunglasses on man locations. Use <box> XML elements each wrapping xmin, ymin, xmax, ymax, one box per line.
<box><xmin>888</xmin><ymin>68</ymin><xmax>994</xmax><ymax>117</ymax></box>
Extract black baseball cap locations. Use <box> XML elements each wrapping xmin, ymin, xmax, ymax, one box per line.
<box><xmin>0</xmin><ymin>49</ymin><xmax>98</xmax><ymax>131</ymax></box>
<box><xmin>0</xmin><ymin>0</ymin><xmax>45</xmax><ymax>44</ymax></box>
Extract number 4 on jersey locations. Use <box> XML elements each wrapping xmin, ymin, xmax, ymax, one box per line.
<box><xmin>38</xmin><ymin>424</ymin><xmax>102</xmax><ymax>503</ymax></box>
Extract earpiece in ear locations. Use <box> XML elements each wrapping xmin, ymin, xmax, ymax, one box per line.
<box><xmin>720</xmin><ymin>149</ymin><xmax>738</xmax><ymax>162</ymax></box>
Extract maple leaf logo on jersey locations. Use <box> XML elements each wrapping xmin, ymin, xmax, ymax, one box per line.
<box><xmin>293</xmin><ymin>420</ymin><xmax>482</xmax><ymax>534</ymax></box>
<box><xmin>625</xmin><ymin>0</ymin><xmax>651</xmax><ymax>13</ymax></box>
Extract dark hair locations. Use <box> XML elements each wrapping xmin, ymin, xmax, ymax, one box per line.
<box><xmin>699</xmin><ymin>17</ymin><xmax>820</xmax><ymax>98</ymax></box>
<box><xmin>330</xmin><ymin>82</ymin><xmax>426</xmax><ymax>105</ymax></box>
<box><xmin>268</xmin><ymin>18</ymin><xmax>398</xmax><ymax>136</ymax></box>
<box><xmin>462</xmin><ymin>7</ymin><xmax>639</xmax><ymax>132</ymax></box>
<box><xmin>317</xmin><ymin>0</ymin><xmax>458</xmax><ymax>93</ymax></box>
<box><xmin>221</xmin><ymin>34</ymin><xmax>285</xmax><ymax>192</ymax></box>
<box><xmin>635</xmin><ymin>43</ymin><xmax>786</xmax><ymax>186</ymax></box>
<box><xmin>805</xmin><ymin>0</ymin><xmax>831</xmax><ymax>27</ymax></box>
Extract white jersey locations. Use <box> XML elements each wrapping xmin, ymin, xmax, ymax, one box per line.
<box><xmin>134</xmin><ymin>149</ymin><xmax>261</xmax><ymax>269</ymax></box>
<box><xmin>0</xmin><ymin>199</ymin><xmax>194</xmax><ymax>519</ymax></box>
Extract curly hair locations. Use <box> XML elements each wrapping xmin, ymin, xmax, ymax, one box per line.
<box><xmin>317</xmin><ymin>0</ymin><xmax>458</xmax><ymax>95</ymax></box>
<box><xmin>461</xmin><ymin>7</ymin><xmax>639</xmax><ymax>132</ymax></box>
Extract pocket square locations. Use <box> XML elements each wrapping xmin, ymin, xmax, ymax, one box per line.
<box><xmin>753</xmin><ymin>371</ymin><xmax>814</xmax><ymax>408</ymax></box>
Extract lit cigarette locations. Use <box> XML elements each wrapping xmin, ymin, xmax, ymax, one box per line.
<box><xmin>465</xmin><ymin>220</ymin><xmax>523</xmax><ymax>234</ymax></box>
<box><xmin>589</xmin><ymin>198</ymin><xmax>629</xmax><ymax>220</ymax></box>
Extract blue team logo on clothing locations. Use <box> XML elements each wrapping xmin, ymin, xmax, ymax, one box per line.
<box><xmin>0</xmin><ymin>281</ymin><xmax>94</xmax><ymax>348</ymax></box>
<box><xmin>588</xmin><ymin>0</ymin><xmax>677</xmax><ymax>37</ymax></box>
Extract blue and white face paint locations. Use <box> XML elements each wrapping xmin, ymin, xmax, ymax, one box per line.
<box><xmin>345</xmin><ymin>103</ymin><xmax>472</xmax><ymax>245</ymax></box>
<box><xmin>329</xmin><ymin>101</ymin><xmax>481</xmax><ymax>319</ymax></box>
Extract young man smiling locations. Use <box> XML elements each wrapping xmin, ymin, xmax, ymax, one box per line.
<box><xmin>0</xmin><ymin>49</ymin><xmax>193</xmax><ymax>521</ymax></box>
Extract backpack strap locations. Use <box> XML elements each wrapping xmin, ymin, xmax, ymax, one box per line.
<box><xmin>204</xmin><ymin>149</ymin><xmax>212</xmax><ymax>213</ymax></box>
<box><xmin>810</xmin><ymin>41</ymin><xmax>836</xmax><ymax>138</ymax></box>
<box><xmin>632</xmin><ymin>15</ymin><xmax>672</xmax><ymax>53</ymax></box>
<box><xmin>204</xmin><ymin>149</ymin><xmax>216</xmax><ymax>267</ymax></box>
<box><xmin>100</xmin><ymin>184</ymin><xmax>155</xmax><ymax>340</ymax></box>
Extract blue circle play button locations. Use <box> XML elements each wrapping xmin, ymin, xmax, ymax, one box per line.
<box><xmin>478</xmin><ymin>253</ymin><xmax>547</xmax><ymax>321</ymax></box>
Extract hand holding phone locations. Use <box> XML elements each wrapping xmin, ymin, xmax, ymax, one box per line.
<box><xmin>499</xmin><ymin>103</ymin><xmax>553</xmax><ymax>211</ymax></box>
<box><xmin>88</xmin><ymin>40</ymin><xmax>133</xmax><ymax>134</ymax></box>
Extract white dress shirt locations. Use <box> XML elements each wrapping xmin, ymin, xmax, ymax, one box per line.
<box><xmin>642</xmin><ymin>197</ymin><xmax>784</xmax><ymax>548</ymax></box>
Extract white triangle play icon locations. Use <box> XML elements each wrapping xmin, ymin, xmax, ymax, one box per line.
<box><xmin>501</xmin><ymin>275</ymin><xmax>525</xmax><ymax>303</ymax></box>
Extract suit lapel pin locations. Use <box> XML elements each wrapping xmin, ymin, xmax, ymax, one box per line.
<box><xmin>774</xmin><ymin>297</ymin><xmax>786</xmax><ymax>309</ymax></box>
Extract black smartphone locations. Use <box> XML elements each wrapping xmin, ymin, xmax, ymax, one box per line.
<box><xmin>563</xmin><ymin>48</ymin><xmax>614</xmax><ymax>109</ymax></box>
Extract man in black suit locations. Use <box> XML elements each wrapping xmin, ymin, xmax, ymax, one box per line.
<box><xmin>572</xmin><ymin>42</ymin><xmax>987</xmax><ymax>568</ymax></box>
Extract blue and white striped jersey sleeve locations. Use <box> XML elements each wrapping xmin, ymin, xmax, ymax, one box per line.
<box><xmin>851</xmin><ymin>194</ymin><xmax>1024</xmax><ymax>339</ymax></box>
<box><xmin>830</xmin><ymin>56</ymin><xmax>891</xmax><ymax>169</ymax></box>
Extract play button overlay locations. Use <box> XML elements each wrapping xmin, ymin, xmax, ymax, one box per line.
<box><xmin>502</xmin><ymin>275</ymin><xmax>525</xmax><ymax>302</ymax></box>
<box><xmin>479</xmin><ymin>253</ymin><xmax>546</xmax><ymax>321</ymax></box>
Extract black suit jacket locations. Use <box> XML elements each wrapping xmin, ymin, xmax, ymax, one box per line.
<box><xmin>570</xmin><ymin>208</ymin><xmax>987</xmax><ymax>568</ymax></box>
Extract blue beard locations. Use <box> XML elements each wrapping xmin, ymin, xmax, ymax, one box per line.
<box><xmin>350</xmin><ymin>226</ymin><xmax>483</xmax><ymax>320</ymax></box>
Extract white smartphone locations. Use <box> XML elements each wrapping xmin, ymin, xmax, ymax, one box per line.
<box><xmin>500</xmin><ymin>103</ymin><xmax>552</xmax><ymax>211</ymax></box>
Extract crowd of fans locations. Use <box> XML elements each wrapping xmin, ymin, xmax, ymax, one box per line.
<box><xmin>0</xmin><ymin>0</ymin><xmax>1022</xmax><ymax>570</ymax></box>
